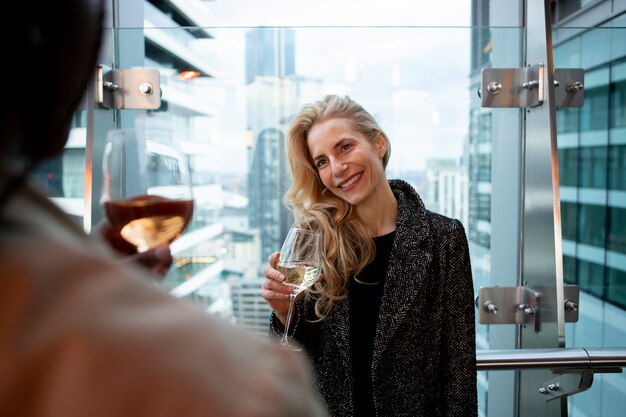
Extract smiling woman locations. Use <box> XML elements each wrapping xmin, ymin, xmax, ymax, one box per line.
<box><xmin>260</xmin><ymin>95</ymin><xmax>477</xmax><ymax>417</ymax></box>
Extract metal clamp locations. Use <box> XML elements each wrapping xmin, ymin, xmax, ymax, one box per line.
<box><xmin>554</xmin><ymin>68</ymin><xmax>585</xmax><ymax>108</ymax></box>
<box><xmin>96</xmin><ymin>65</ymin><xmax>161</xmax><ymax>110</ymax></box>
<box><xmin>480</xmin><ymin>65</ymin><xmax>584</xmax><ymax>108</ymax></box>
<box><xmin>538</xmin><ymin>367</ymin><xmax>622</xmax><ymax>402</ymax></box>
<box><xmin>477</xmin><ymin>284</ymin><xmax>580</xmax><ymax>331</ymax></box>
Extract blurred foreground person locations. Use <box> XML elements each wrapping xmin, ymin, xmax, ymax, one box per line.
<box><xmin>0</xmin><ymin>1</ymin><xmax>326</xmax><ymax>416</ymax></box>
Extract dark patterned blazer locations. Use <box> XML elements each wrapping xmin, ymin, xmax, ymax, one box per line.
<box><xmin>272</xmin><ymin>179</ymin><xmax>477</xmax><ymax>417</ymax></box>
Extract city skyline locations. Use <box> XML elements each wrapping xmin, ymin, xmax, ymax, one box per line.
<box><xmin>192</xmin><ymin>0</ymin><xmax>472</xmax><ymax>175</ymax></box>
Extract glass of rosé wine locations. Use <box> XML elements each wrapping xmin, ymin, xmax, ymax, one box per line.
<box><xmin>101</xmin><ymin>128</ymin><xmax>194</xmax><ymax>253</ymax></box>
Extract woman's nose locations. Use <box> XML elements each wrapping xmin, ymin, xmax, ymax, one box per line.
<box><xmin>330</xmin><ymin>159</ymin><xmax>347</xmax><ymax>176</ymax></box>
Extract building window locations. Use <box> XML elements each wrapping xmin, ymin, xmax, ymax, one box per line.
<box><xmin>580</xmin><ymin>84</ymin><xmax>609</xmax><ymax>132</ymax></box>
<box><xmin>608</xmin><ymin>145</ymin><xmax>626</xmax><ymax>190</ymax></box>
<box><xmin>558</xmin><ymin>148</ymin><xmax>578</xmax><ymax>187</ymax></box>
<box><xmin>561</xmin><ymin>201</ymin><xmax>578</xmax><ymax>241</ymax></box>
<box><xmin>579</xmin><ymin>146</ymin><xmax>607</xmax><ymax>189</ymax></box>
<box><xmin>578</xmin><ymin>203</ymin><xmax>606</xmax><ymax>248</ymax></box>
<box><xmin>610</xmin><ymin>78</ymin><xmax>626</xmax><ymax>129</ymax></box>
<box><xmin>556</xmin><ymin>107</ymin><xmax>579</xmax><ymax>134</ymax></box>
<box><xmin>608</xmin><ymin>206</ymin><xmax>626</xmax><ymax>254</ymax></box>
<box><xmin>606</xmin><ymin>267</ymin><xmax>626</xmax><ymax>310</ymax></box>
<box><xmin>563</xmin><ymin>255</ymin><xmax>577</xmax><ymax>285</ymax></box>
<box><xmin>577</xmin><ymin>258</ymin><xmax>605</xmax><ymax>298</ymax></box>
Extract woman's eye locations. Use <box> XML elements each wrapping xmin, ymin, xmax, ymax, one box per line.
<box><xmin>316</xmin><ymin>159</ymin><xmax>327</xmax><ymax>168</ymax></box>
<box><xmin>341</xmin><ymin>143</ymin><xmax>352</xmax><ymax>152</ymax></box>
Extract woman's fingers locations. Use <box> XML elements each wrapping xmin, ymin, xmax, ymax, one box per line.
<box><xmin>268</xmin><ymin>251</ymin><xmax>281</xmax><ymax>268</ymax></box>
<box><xmin>260</xmin><ymin>287</ymin><xmax>290</xmax><ymax>300</ymax></box>
<box><xmin>264</xmin><ymin>264</ymin><xmax>285</xmax><ymax>284</ymax></box>
<box><xmin>261</xmin><ymin>276</ymin><xmax>291</xmax><ymax>295</ymax></box>
<box><xmin>260</xmin><ymin>250</ymin><xmax>293</xmax><ymax>316</ymax></box>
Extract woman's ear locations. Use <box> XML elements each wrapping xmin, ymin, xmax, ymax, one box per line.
<box><xmin>376</xmin><ymin>134</ymin><xmax>387</xmax><ymax>158</ymax></box>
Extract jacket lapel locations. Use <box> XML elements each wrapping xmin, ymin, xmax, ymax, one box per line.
<box><xmin>372</xmin><ymin>182</ymin><xmax>432</xmax><ymax>372</ymax></box>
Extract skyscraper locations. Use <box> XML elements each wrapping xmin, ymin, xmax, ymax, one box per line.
<box><xmin>469</xmin><ymin>1</ymin><xmax>626</xmax><ymax>415</ymax></box>
<box><xmin>246</xmin><ymin>28</ymin><xmax>295</xmax><ymax>84</ymax></box>
<box><xmin>246</xmin><ymin>28</ymin><xmax>298</xmax><ymax>261</ymax></box>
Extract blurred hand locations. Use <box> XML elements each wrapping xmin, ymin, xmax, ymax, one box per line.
<box><xmin>93</xmin><ymin>219</ymin><xmax>173</xmax><ymax>279</ymax></box>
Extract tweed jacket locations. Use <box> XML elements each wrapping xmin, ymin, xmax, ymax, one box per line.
<box><xmin>272</xmin><ymin>179</ymin><xmax>477</xmax><ymax>417</ymax></box>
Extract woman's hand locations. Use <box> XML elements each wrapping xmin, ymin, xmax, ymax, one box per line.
<box><xmin>260</xmin><ymin>251</ymin><xmax>293</xmax><ymax>325</ymax></box>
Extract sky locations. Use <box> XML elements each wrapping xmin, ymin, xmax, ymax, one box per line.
<box><xmin>187</xmin><ymin>0</ymin><xmax>473</xmax><ymax>174</ymax></box>
<box><xmin>204</xmin><ymin>0</ymin><xmax>471</xmax><ymax>28</ymax></box>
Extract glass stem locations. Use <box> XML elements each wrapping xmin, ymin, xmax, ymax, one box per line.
<box><xmin>280</xmin><ymin>292</ymin><xmax>297</xmax><ymax>345</ymax></box>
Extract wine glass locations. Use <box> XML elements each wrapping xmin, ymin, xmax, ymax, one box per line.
<box><xmin>101</xmin><ymin>127</ymin><xmax>194</xmax><ymax>254</ymax></box>
<box><xmin>276</xmin><ymin>227</ymin><xmax>323</xmax><ymax>350</ymax></box>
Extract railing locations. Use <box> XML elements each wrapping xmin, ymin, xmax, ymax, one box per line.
<box><xmin>476</xmin><ymin>347</ymin><xmax>626</xmax><ymax>371</ymax></box>
<box><xmin>476</xmin><ymin>348</ymin><xmax>626</xmax><ymax>401</ymax></box>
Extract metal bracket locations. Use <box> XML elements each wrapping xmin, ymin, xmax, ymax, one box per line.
<box><xmin>477</xmin><ymin>286</ymin><xmax>541</xmax><ymax>331</ymax></box>
<box><xmin>538</xmin><ymin>367</ymin><xmax>622</xmax><ymax>401</ymax></box>
<box><xmin>480</xmin><ymin>65</ymin><xmax>584</xmax><ymax>108</ymax></box>
<box><xmin>96</xmin><ymin>65</ymin><xmax>161</xmax><ymax>110</ymax></box>
<box><xmin>477</xmin><ymin>285</ymin><xmax>579</xmax><ymax>331</ymax></box>
<box><xmin>554</xmin><ymin>68</ymin><xmax>585</xmax><ymax>108</ymax></box>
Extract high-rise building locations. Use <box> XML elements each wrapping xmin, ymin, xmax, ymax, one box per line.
<box><xmin>246</xmin><ymin>28</ymin><xmax>296</xmax><ymax>84</ymax></box>
<box><xmin>246</xmin><ymin>28</ymin><xmax>298</xmax><ymax>262</ymax></box>
<box><xmin>230</xmin><ymin>278</ymin><xmax>273</xmax><ymax>336</ymax></box>
<box><xmin>469</xmin><ymin>1</ymin><xmax>626</xmax><ymax>415</ymax></box>
<box><xmin>425</xmin><ymin>158</ymin><xmax>469</xmax><ymax>228</ymax></box>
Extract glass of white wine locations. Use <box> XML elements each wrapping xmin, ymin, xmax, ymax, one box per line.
<box><xmin>276</xmin><ymin>227</ymin><xmax>323</xmax><ymax>350</ymax></box>
<box><xmin>101</xmin><ymin>127</ymin><xmax>194</xmax><ymax>254</ymax></box>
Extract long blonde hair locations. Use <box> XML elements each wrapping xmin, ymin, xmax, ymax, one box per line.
<box><xmin>284</xmin><ymin>95</ymin><xmax>391</xmax><ymax>320</ymax></box>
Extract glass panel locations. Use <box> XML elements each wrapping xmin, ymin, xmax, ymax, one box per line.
<box><xmin>25</xmin><ymin>2</ymin><xmax>626</xmax><ymax>416</ymax></box>
<box><xmin>31</xmin><ymin>111</ymin><xmax>88</xmax><ymax>225</ymax></box>
<box><xmin>556</xmin><ymin>25</ymin><xmax>626</xmax><ymax>417</ymax></box>
<box><xmin>90</xmin><ymin>20</ymin><xmax>501</xmax><ymax>416</ymax></box>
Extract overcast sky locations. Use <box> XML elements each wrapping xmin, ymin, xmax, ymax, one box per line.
<box><xmin>205</xmin><ymin>0</ymin><xmax>471</xmax><ymax>28</ymax></box>
<box><xmin>191</xmin><ymin>0</ymin><xmax>473</xmax><ymax>174</ymax></box>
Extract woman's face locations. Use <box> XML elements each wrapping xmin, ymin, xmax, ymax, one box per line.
<box><xmin>307</xmin><ymin>117</ymin><xmax>387</xmax><ymax>207</ymax></box>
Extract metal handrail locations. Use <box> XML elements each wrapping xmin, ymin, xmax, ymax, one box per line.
<box><xmin>476</xmin><ymin>348</ymin><xmax>626</xmax><ymax>371</ymax></box>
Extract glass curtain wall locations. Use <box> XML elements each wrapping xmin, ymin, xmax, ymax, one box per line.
<box><xmin>554</xmin><ymin>20</ymin><xmax>626</xmax><ymax>417</ymax></box>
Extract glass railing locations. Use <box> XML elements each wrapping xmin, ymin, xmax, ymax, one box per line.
<box><xmin>31</xmin><ymin>19</ymin><xmax>626</xmax><ymax>417</ymax></box>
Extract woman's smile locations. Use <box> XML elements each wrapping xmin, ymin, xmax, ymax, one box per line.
<box><xmin>338</xmin><ymin>172</ymin><xmax>363</xmax><ymax>190</ymax></box>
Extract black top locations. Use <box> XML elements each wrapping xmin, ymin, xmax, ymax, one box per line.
<box><xmin>349</xmin><ymin>231</ymin><xmax>396</xmax><ymax>417</ymax></box>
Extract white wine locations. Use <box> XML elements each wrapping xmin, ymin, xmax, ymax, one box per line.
<box><xmin>277</xmin><ymin>262</ymin><xmax>322</xmax><ymax>293</ymax></box>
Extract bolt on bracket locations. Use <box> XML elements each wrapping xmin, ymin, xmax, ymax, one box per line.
<box><xmin>477</xmin><ymin>285</ymin><xmax>580</xmax><ymax>332</ymax></box>
<box><xmin>539</xmin><ymin>366</ymin><xmax>622</xmax><ymax>401</ymax></box>
<box><xmin>96</xmin><ymin>65</ymin><xmax>161</xmax><ymax>110</ymax></box>
<box><xmin>479</xmin><ymin>65</ymin><xmax>584</xmax><ymax>108</ymax></box>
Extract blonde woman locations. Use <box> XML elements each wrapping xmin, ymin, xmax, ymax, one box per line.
<box><xmin>261</xmin><ymin>95</ymin><xmax>477</xmax><ymax>417</ymax></box>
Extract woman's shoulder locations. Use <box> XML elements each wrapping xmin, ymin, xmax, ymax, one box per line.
<box><xmin>424</xmin><ymin>209</ymin><xmax>464</xmax><ymax>231</ymax></box>
<box><xmin>390</xmin><ymin>179</ymin><xmax>461</xmax><ymax>227</ymax></box>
